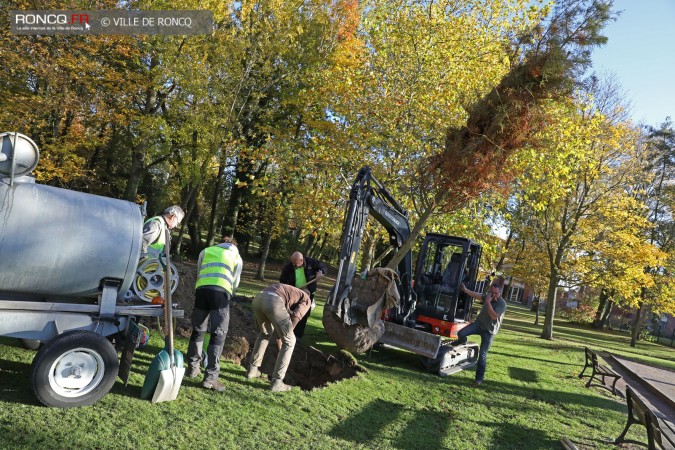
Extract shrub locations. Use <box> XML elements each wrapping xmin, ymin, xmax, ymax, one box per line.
<box><xmin>559</xmin><ymin>303</ymin><xmax>595</xmax><ymax>325</ymax></box>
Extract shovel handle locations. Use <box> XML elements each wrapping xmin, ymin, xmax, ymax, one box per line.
<box><xmin>298</xmin><ymin>273</ymin><xmax>333</xmax><ymax>290</ymax></box>
<box><xmin>297</xmin><ymin>277</ymin><xmax>319</xmax><ymax>289</ymax></box>
<box><xmin>164</xmin><ymin>228</ymin><xmax>175</xmax><ymax>366</ymax></box>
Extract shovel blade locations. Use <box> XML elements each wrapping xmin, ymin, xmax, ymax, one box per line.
<box><xmin>151</xmin><ymin>366</ymin><xmax>185</xmax><ymax>403</ymax></box>
<box><xmin>379</xmin><ymin>322</ymin><xmax>441</xmax><ymax>359</ymax></box>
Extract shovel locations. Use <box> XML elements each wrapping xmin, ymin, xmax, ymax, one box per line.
<box><xmin>296</xmin><ymin>272</ymin><xmax>334</xmax><ymax>290</ymax></box>
<box><xmin>140</xmin><ymin>229</ymin><xmax>185</xmax><ymax>402</ymax></box>
<box><xmin>298</xmin><ymin>275</ymin><xmax>328</xmax><ymax>312</ymax></box>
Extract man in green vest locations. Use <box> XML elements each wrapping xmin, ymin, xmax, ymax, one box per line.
<box><xmin>279</xmin><ymin>251</ymin><xmax>327</xmax><ymax>340</ymax></box>
<box><xmin>186</xmin><ymin>236</ymin><xmax>243</xmax><ymax>392</ymax></box>
<box><xmin>141</xmin><ymin>205</ymin><xmax>185</xmax><ymax>255</ymax></box>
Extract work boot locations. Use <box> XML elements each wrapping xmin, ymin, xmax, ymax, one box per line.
<box><xmin>270</xmin><ymin>378</ymin><xmax>292</xmax><ymax>392</ymax></box>
<box><xmin>246</xmin><ymin>365</ymin><xmax>262</xmax><ymax>379</ymax></box>
<box><xmin>186</xmin><ymin>367</ymin><xmax>201</xmax><ymax>379</ymax></box>
<box><xmin>202</xmin><ymin>379</ymin><xmax>226</xmax><ymax>392</ymax></box>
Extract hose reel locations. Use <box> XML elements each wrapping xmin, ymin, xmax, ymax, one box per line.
<box><xmin>130</xmin><ymin>254</ymin><xmax>179</xmax><ymax>302</ymax></box>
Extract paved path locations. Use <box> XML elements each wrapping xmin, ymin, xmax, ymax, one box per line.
<box><xmin>603</xmin><ymin>353</ymin><xmax>675</xmax><ymax>423</ymax></box>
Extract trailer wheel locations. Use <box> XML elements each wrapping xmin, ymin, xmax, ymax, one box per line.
<box><xmin>31</xmin><ymin>330</ymin><xmax>119</xmax><ymax>408</ymax></box>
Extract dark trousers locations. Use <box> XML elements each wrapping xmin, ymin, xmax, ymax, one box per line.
<box><xmin>456</xmin><ymin>321</ymin><xmax>495</xmax><ymax>382</ymax></box>
<box><xmin>293</xmin><ymin>291</ymin><xmax>314</xmax><ymax>339</ymax></box>
<box><xmin>187</xmin><ymin>288</ymin><xmax>230</xmax><ymax>381</ymax></box>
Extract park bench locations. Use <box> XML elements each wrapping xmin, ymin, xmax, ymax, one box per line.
<box><xmin>577</xmin><ymin>347</ymin><xmax>622</xmax><ymax>395</ymax></box>
<box><xmin>615</xmin><ymin>386</ymin><xmax>675</xmax><ymax>450</ymax></box>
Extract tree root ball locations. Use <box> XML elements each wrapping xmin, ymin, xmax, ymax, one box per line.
<box><xmin>320</xmin><ymin>268</ymin><xmax>399</xmax><ymax>354</ymax></box>
<box><xmin>321</xmin><ymin>306</ymin><xmax>385</xmax><ymax>354</ymax></box>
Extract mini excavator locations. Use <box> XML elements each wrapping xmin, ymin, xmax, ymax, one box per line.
<box><xmin>324</xmin><ymin>167</ymin><xmax>483</xmax><ymax>376</ymax></box>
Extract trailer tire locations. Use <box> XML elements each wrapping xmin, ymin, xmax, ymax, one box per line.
<box><xmin>31</xmin><ymin>330</ymin><xmax>119</xmax><ymax>408</ymax></box>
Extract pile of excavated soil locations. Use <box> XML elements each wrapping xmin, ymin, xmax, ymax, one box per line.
<box><xmin>168</xmin><ymin>260</ymin><xmax>362</xmax><ymax>390</ymax></box>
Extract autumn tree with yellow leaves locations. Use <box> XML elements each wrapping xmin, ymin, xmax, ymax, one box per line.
<box><xmin>507</xmin><ymin>99</ymin><xmax>665</xmax><ymax>340</ymax></box>
<box><xmin>382</xmin><ymin>0</ymin><xmax>618</xmax><ymax>269</ymax></box>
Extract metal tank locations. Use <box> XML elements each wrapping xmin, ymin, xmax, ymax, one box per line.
<box><xmin>0</xmin><ymin>132</ymin><xmax>142</xmax><ymax>300</ymax></box>
<box><xmin>0</xmin><ymin>132</ymin><xmax>185</xmax><ymax>409</ymax></box>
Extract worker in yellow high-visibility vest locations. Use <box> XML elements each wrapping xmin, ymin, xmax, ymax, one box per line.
<box><xmin>186</xmin><ymin>236</ymin><xmax>243</xmax><ymax>392</ymax></box>
<box><xmin>141</xmin><ymin>205</ymin><xmax>184</xmax><ymax>255</ymax></box>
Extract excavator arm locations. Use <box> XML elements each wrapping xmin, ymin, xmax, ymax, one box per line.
<box><xmin>326</xmin><ymin>167</ymin><xmax>414</xmax><ymax>327</ymax></box>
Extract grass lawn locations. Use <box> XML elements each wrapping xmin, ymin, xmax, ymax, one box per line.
<box><xmin>0</xmin><ymin>265</ymin><xmax>672</xmax><ymax>450</ymax></box>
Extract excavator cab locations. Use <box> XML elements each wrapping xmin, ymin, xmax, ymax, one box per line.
<box><xmin>413</xmin><ymin>234</ymin><xmax>482</xmax><ymax>339</ymax></box>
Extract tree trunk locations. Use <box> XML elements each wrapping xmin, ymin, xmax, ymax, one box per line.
<box><xmin>187</xmin><ymin>218</ymin><xmax>201</xmax><ymax>258</ymax></box>
<box><xmin>125</xmin><ymin>77</ymin><xmax>161</xmax><ymax>201</ymax></box>
<box><xmin>291</xmin><ymin>226</ymin><xmax>302</xmax><ymax>251</ymax></box>
<box><xmin>630</xmin><ymin>302</ymin><xmax>644</xmax><ymax>348</ymax></box>
<box><xmin>224</xmin><ymin>181</ymin><xmax>244</xmax><ymax>238</ymax></box>
<box><xmin>124</xmin><ymin>145</ymin><xmax>145</xmax><ymax>201</ymax></box>
<box><xmin>372</xmin><ymin>247</ymin><xmax>393</xmax><ymax>268</ymax></box>
<box><xmin>306</xmin><ymin>233</ymin><xmax>318</xmax><ymax>256</ymax></box>
<box><xmin>256</xmin><ymin>233</ymin><xmax>273</xmax><ymax>280</ymax></box>
<box><xmin>387</xmin><ymin>202</ymin><xmax>436</xmax><ymax>269</ymax></box>
<box><xmin>494</xmin><ymin>228</ymin><xmax>513</xmax><ymax>272</ymax></box>
<box><xmin>206</xmin><ymin>147</ymin><xmax>227</xmax><ymax>247</ymax></box>
<box><xmin>87</xmin><ymin>124</ymin><xmax>109</xmax><ymax>171</ymax></box>
<box><xmin>540</xmin><ymin>275</ymin><xmax>558</xmax><ymax>340</ymax></box>
<box><xmin>308</xmin><ymin>232</ymin><xmax>324</xmax><ymax>258</ymax></box>
<box><xmin>592</xmin><ymin>288</ymin><xmax>610</xmax><ymax>329</ymax></box>
<box><xmin>303</xmin><ymin>232</ymin><xmax>317</xmax><ymax>255</ymax></box>
<box><xmin>360</xmin><ymin>229</ymin><xmax>376</xmax><ymax>271</ymax></box>
<box><xmin>223</xmin><ymin>157</ymin><xmax>262</xmax><ymax>238</ymax></box>
<box><xmin>175</xmin><ymin>180</ymin><xmax>202</xmax><ymax>258</ymax></box>
<box><xmin>599</xmin><ymin>299</ymin><xmax>614</xmax><ymax>328</ymax></box>
<box><xmin>315</xmin><ymin>232</ymin><xmax>328</xmax><ymax>260</ymax></box>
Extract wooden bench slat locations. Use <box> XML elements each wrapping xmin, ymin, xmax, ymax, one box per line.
<box><xmin>582</xmin><ymin>345</ymin><xmax>675</xmax><ymax>450</ymax></box>
<box><xmin>650</xmin><ymin>414</ymin><xmax>675</xmax><ymax>449</ymax></box>
<box><xmin>616</xmin><ymin>386</ymin><xmax>675</xmax><ymax>450</ymax></box>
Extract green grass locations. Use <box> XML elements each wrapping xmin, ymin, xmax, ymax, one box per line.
<box><xmin>0</xmin><ymin>268</ymin><xmax>673</xmax><ymax>449</ymax></box>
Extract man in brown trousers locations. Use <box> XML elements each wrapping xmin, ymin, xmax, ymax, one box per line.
<box><xmin>245</xmin><ymin>283</ymin><xmax>311</xmax><ymax>392</ymax></box>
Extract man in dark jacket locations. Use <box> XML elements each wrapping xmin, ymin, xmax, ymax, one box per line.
<box><xmin>279</xmin><ymin>251</ymin><xmax>327</xmax><ymax>339</ymax></box>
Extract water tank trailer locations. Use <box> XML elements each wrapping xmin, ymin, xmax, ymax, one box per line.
<box><xmin>0</xmin><ymin>132</ymin><xmax>182</xmax><ymax>408</ymax></box>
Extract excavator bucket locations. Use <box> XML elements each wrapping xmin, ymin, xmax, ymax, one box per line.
<box><xmin>351</xmin><ymin>294</ymin><xmax>385</xmax><ymax>328</ymax></box>
<box><xmin>349</xmin><ymin>268</ymin><xmax>401</xmax><ymax>327</ymax></box>
<box><xmin>379</xmin><ymin>322</ymin><xmax>442</xmax><ymax>359</ymax></box>
<box><xmin>323</xmin><ymin>268</ymin><xmax>401</xmax><ymax>355</ymax></box>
